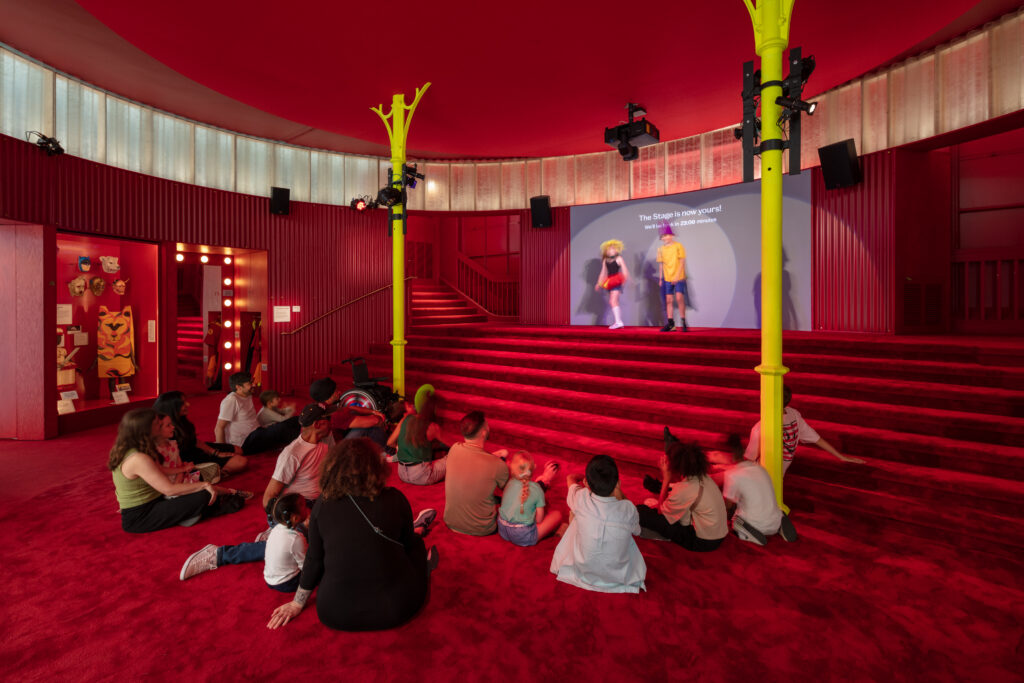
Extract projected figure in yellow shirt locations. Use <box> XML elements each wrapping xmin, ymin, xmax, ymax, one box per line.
<box><xmin>656</xmin><ymin>224</ymin><xmax>688</xmax><ymax>332</ymax></box>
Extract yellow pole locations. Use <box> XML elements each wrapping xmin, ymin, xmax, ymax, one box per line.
<box><xmin>742</xmin><ymin>0</ymin><xmax>793</xmax><ymax>512</ymax></box>
<box><xmin>372</xmin><ymin>83</ymin><xmax>431</xmax><ymax>400</ymax></box>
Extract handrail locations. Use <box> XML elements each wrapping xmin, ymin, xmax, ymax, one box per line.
<box><xmin>281</xmin><ymin>277</ymin><xmax>415</xmax><ymax>336</ymax></box>
<box><xmin>457</xmin><ymin>252</ymin><xmax>517</xmax><ymax>283</ymax></box>
<box><xmin>440</xmin><ymin>276</ymin><xmax>516</xmax><ymax>318</ymax></box>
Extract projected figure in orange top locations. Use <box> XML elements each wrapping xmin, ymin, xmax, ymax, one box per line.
<box><xmin>97</xmin><ymin>305</ymin><xmax>137</xmax><ymax>380</ymax></box>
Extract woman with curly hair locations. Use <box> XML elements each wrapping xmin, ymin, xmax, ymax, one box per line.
<box><xmin>267</xmin><ymin>438</ymin><xmax>439</xmax><ymax>631</ymax></box>
<box><xmin>637</xmin><ymin>441</ymin><xmax>728</xmax><ymax>551</ymax></box>
<box><xmin>109</xmin><ymin>409</ymin><xmax>247</xmax><ymax>533</ymax></box>
<box><xmin>594</xmin><ymin>239</ymin><xmax>629</xmax><ymax>329</ymax></box>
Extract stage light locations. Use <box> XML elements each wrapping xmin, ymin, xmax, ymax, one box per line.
<box><xmin>618</xmin><ymin>141</ymin><xmax>639</xmax><ymax>161</ymax></box>
<box><xmin>224</xmin><ymin>278</ymin><xmax>232</xmax><ymax>286</ymax></box>
<box><xmin>350</xmin><ymin>195</ymin><xmax>377</xmax><ymax>211</ymax></box>
<box><xmin>223</xmin><ymin>256</ymin><xmax>232</xmax><ymax>265</ymax></box>
<box><xmin>402</xmin><ymin>163</ymin><xmax>425</xmax><ymax>189</ymax></box>
<box><xmin>200</xmin><ymin>255</ymin><xmax>209</xmax><ymax>263</ymax></box>
<box><xmin>776</xmin><ymin>96</ymin><xmax>817</xmax><ymax>115</ymax></box>
<box><xmin>224</xmin><ymin>320</ymin><xmax>233</xmax><ymax>328</ymax></box>
<box><xmin>376</xmin><ymin>186</ymin><xmax>404</xmax><ymax>208</ymax></box>
<box><xmin>175</xmin><ymin>253</ymin><xmax>185</xmax><ymax>262</ymax></box>
<box><xmin>224</xmin><ymin>299</ymin><xmax>232</xmax><ymax>307</ymax></box>
<box><xmin>224</xmin><ymin>341</ymin><xmax>232</xmax><ymax>349</ymax></box>
<box><xmin>26</xmin><ymin>131</ymin><xmax>64</xmax><ymax>156</ymax></box>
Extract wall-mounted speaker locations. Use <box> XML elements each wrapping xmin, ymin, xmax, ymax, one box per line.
<box><xmin>817</xmin><ymin>139</ymin><xmax>862</xmax><ymax>190</ymax></box>
<box><xmin>530</xmin><ymin>195</ymin><xmax>552</xmax><ymax>228</ymax></box>
<box><xmin>270</xmin><ymin>186</ymin><xmax>290</xmax><ymax>215</ymax></box>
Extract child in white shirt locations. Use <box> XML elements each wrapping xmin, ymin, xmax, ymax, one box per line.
<box><xmin>263</xmin><ymin>493</ymin><xmax>310</xmax><ymax>592</ymax></box>
<box><xmin>257</xmin><ymin>390</ymin><xmax>295</xmax><ymax>427</ymax></box>
<box><xmin>550</xmin><ymin>455</ymin><xmax>646</xmax><ymax>594</ymax></box>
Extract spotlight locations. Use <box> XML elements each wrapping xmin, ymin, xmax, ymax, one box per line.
<box><xmin>376</xmin><ymin>186</ymin><xmax>404</xmax><ymax>208</ymax></box>
<box><xmin>776</xmin><ymin>96</ymin><xmax>817</xmax><ymax>115</ymax></box>
<box><xmin>26</xmin><ymin>131</ymin><xmax>64</xmax><ymax>156</ymax></box>
<box><xmin>402</xmin><ymin>164</ymin><xmax>425</xmax><ymax>189</ymax></box>
<box><xmin>618</xmin><ymin>141</ymin><xmax>639</xmax><ymax>161</ymax></box>
<box><xmin>604</xmin><ymin>102</ymin><xmax>658</xmax><ymax>162</ymax></box>
<box><xmin>350</xmin><ymin>196</ymin><xmax>377</xmax><ymax>211</ymax></box>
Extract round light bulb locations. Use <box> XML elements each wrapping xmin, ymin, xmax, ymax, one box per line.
<box><xmin>200</xmin><ymin>255</ymin><xmax>209</xmax><ymax>264</ymax></box>
<box><xmin>223</xmin><ymin>362</ymin><xmax>232</xmax><ymax>370</ymax></box>
<box><xmin>223</xmin><ymin>341</ymin><xmax>232</xmax><ymax>349</ymax></box>
<box><xmin>223</xmin><ymin>257</ymin><xmax>232</xmax><ymax>265</ymax></box>
<box><xmin>224</xmin><ymin>299</ymin><xmax>232</xmax><ymax>307</ymax></box>
<box><xmin>175</xmin><ymin>253</ymin><xmax>185</xmax><ymax>262</ymax></box>
<box><xmin>224</xmin><ymin>320</ymin><xmax>233</xmax><ymax>328</ymax></box>
<box><xmin>223</xmin><ymin>278</ymin><xmax>232</xmax><ymax>286</ymax></box>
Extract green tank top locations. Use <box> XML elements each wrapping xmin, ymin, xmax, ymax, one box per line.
<box><xmin>112</xmin><ymin>450</ymin><xmax>163</xmax><ymax>510</ymax></box>
<box><xmin>396</xmin><ymin>418</ymin><xmax>433</xmax><ymax>465</ymax></box>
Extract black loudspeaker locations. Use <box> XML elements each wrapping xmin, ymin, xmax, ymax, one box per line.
<box><xmin>817</xmin><ymin>139</ymin><xmax>862</xmax><ymax>189</ymax></box>
<box><xmin>270</xmin><ymin>187</ymin><xmax>290</xmax><ymax>215</ymax></box>
<box><xmin>530</xmin><ymin>195</ymin><xmax>552</xmax><ymax>228</ymax></box>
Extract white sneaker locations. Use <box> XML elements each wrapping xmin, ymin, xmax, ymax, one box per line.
<box><xmin>180</xmin><ymin>544</ymin><xmax>219</xmax><ymax>580</ymax></box>
<box><xmin>608</xmin><ymin>321</ymin><xmax>624</xmax><ymax>329</ymax></box>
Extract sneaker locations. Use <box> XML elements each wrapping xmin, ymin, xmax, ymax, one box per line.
<box><xmin>608</xmin><ymin>321</ymin><xmax>624</xmax><ymax>330</ymax></box>
<box><xmin>180</xmin><ymin>544</ymin><xmax>219</xmax><ymax>581</ymax></box>
<box><xmin>413</xmin><ymin>508</ymin><xmax>437</xmax><ymax>533</ymax></box>
<box><xmin>426</xmin><ymin>546</ymin><xmax>441</xmax><ymax>574</ymax></box>
<box><xmin>659</xmin><ymin>321</ymin><xmax>675</xmax><ymax>332</ymax></box>
<box><xmin>254</xmin><ymin>526</ymin><xmax>273</xmax><ymax>543</ymax></box>
<box><xmin>680</xmin><ymin>319</ymin><xmax>689</xmax><ymax>332</ymax></box>
<box><xmin>733</xmin><ymin>517</ymin><xmax>768</xmax><ymax>546</ymax></box>
<box><xmin>779</xmin><ymin>513</ymin><xmax>798</xmax><ymax>542</ymax></box>
<box><xmin>643</xmin><ymin>474</ymin><xmax>662</xmax><ymax>494</ymax></box>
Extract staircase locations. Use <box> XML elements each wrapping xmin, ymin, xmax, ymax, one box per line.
<box><xmin>410</xmin><ymin>281</ymin><xmax>487</xmax><ymax>326</ymax></box>
<box><xmin>176</xmin><ymin>296</ymin><xmax>205</xmax><ymax>378</ymax></box>
<box><xmin>368</xmin><ymin>325</ymin><xmax>1024</xmax><ymax>559</ymax></box>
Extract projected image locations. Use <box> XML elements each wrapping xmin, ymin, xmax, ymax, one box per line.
<box><xmin>569</xmin><ymin>175</ymin><xmax>812</xmax><ymax>330</ymax></box>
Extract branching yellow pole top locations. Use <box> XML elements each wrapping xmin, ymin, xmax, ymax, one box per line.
<box><xmin>742</xmin><ymin>0</ymin><xmax>795</xmax><ymax>53</ymax></box>
<box><xmin>370</xmin><ymin>82</ymin><xmax>431</xmax><ymax>151</ymax></box>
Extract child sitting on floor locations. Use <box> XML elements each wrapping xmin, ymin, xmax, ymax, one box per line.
<box><xmin>550</xmin><ymin>455</ymin><xmax>646</xmax><ymax>593</ymax></box>
<box><xmin>257</xmin><ymin>390</ymin><xmax>295</xmax><ymax>427</ymax></box>
<box><xmin>498</xmin><ymin>451</ymin><xmax>563</xmax><ymax>547</ymax></box>
<box><xmin>263</xmin><ymin>494</ymin><xmax>310</xmax><ymax>592</ymax></box>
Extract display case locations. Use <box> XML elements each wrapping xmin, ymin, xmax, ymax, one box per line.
<box><xmin>55</xmin><ymin>232</ymin><xmax>159</xmax><ymax>416</ymax></box>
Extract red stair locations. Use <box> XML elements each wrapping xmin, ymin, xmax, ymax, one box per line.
<box><xmin>410</xmin><ymin>281</ymin><xmax>486</xmax><ymax>326</ymax></box>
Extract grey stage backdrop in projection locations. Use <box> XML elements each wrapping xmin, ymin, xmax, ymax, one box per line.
<box><xmin>569</xmin><ymin>174</ymin><xmax>811</xmax><ymax>330</ymax></box>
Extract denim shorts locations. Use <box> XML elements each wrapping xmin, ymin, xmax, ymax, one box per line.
<box><xmin>498</xmin><ymin>517</ymin><xmax>539</xmax><ymax>546</ymax></box>
<box><xmin>661</xmin><ymin>279</ymin><xmax>688</xmax><ymax>298</ymax></box>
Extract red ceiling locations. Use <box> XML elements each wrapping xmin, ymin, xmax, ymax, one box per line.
<box><xmin>1</xmin><ymin>0</ymin><xmax>1021</xmax><ymax>159</ymax></box>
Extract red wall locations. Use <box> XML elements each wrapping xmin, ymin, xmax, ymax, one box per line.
<box><xmin>0</xmin><ymin>133</ymin><xmax>392</xmax><ymax>432</ymax></box>
<box><xmin>520</xmin><ymin>207</ymin><xmax>570</xmax><ymax>325</ymax></box>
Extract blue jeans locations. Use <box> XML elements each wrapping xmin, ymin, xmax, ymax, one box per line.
<box><xmin>217</xmin><ymin>541</ymin><xmax>265</xmax><ymax>566</ymax></box>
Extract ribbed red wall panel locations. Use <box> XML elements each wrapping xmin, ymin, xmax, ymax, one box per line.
<box><xmin>0</xmin><ymin>134</ymin><xmax>391</xmax><ymax>396</ymax></box>
<box><xmin>812</xmin><ymin>151</ymin><xmax>896</xmax><ymax>333</ymax></box>
<box><xmin>520</xmin><ymin>206</ymin><xmax>570</xmax><ymax>325</ymax></box>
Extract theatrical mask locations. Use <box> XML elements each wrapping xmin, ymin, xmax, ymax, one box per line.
<box><xmin>68</xmin><ymin>275</ymin><xmax>88</xmax><ymax>297</ymax></box>
<box><xmin>89</xmin><ymin>277</ymin><xmax>107</xmax><ymax>296</ymax></box>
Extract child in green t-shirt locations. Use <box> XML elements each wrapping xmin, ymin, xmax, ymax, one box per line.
<box><xmin>497</xmin><ymin>452</ymin><xmax>563</xmax><ymax>547</ymax></box>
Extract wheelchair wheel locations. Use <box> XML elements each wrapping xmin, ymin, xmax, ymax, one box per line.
<box><xmin>339</xmin><ymin>388</ymin><xmax>381</xmax><ymax>412</ymax></box>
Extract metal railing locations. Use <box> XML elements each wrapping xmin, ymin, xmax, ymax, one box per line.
<box><xmin>447</xmin><ymin>253</ymin><xmax>519</xmax><ymax>318</ymax></box>
<box><xmin>281</xmin><ymin>276</ymin><xmax>415</xmax><ymax>336</ymax></box>
<box><xmin>951</xmin><ymin>249</ymin><xmax>1024</xmax><ymax>326</ymax></box>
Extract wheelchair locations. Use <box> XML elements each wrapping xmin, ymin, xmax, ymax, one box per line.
<box><xmin>337</xmin><ymin>357</ymin><xmax>401</xmax><ymax>417</ymax></box>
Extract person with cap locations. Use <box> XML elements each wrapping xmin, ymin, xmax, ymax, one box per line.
<box><xmin>656</xmin><ymin>224</ymin><xmax>689</xmax><ymax>332</ymax></box>
<box><xmin>309</xmin><ymin>377</ymin><xmax>390</xmax><ymax>448</ymax></box>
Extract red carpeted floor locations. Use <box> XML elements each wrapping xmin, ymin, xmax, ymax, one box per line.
<box><xmin>3</xmin><ymin>386</ymin><xmax>1023</xmax><ymax>681</ymax></box>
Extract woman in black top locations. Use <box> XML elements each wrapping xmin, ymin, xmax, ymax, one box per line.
<box><xmin>267</xmin><ymin>438</ymin><xmax>439</xmax><ymax>631</ymax></box>
<box><xmin>594</xmin><ymin>239</ymin><xmax>630</xmax><ymax>329</ymax></box>
<box><xmin>153</xmin><ymin>391</ymin><xmax>247</xmax><ymax>474</ymax></box>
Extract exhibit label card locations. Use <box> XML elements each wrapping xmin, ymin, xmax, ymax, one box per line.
<box><xmin>60</xmin><ymin>390</ymin><xmax>80</xmax><ymax>400</ymax></box>
<box><xmin>111</xmin><ymin>391</ymin><xmax>130</xmax><ymax>405</ymax></box>
<box><xmin>273</xmin><ymin>306</ymin><xmax>291</xmax><ymax>323</ymax></box>
<box><xmin>73</xmin><ymin>332</ymin><xmax>89</xmax><ymax>346</ymax></box>
<box><xmin>116</xmin><ymin>383</ymin><xmax>132</xmax><ymax>392</ymax></box>
<box><xmin>148</xmin><ymin>320</ymin><xmax>156</xmax><ymax>343</ymax></box>
<box><xmin>57</xmin><ymin>304</ymin><xmax>73</xmax><ymax>325</ymax></box>
<box><xmin>57</xmin><ymin>399</ymin><xmax>76</xmax><ymax>415</ymax></box>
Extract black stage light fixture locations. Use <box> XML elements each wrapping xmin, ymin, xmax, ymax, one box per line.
<box><xmin>402</xmin><ymin>163</ymin><xmax>425</xmax><ymax>189</ymax></box>
<box><xmin>350</xmin><ymin>195</ymin><xmax>376</xmax><ymax>211</ymax></box>
<box><xmin>604</xmin><ymin>102</ymin><xmax>659</xmax><ymax>162</ymax></box>
<box><xmin>376</xmin><ymin>186</ymin><xmax>404</xmax><ymax>208</ymax></box>
<box><xmin>26</xmin><ymin>131</ymin><xmax>64</xmax><ymax>156</ymax></box>
<box><xmin>776</xmin><ymin>96</ymin><xmax>817</xmax><ymax>115</ymax></box>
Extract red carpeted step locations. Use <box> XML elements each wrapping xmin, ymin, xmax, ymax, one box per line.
<box><xmin>412</xmin><ymin>314</ymin><xmax>488</xmax><ymax>325</ymax></box>
<box><xmin>404</xmin><ymin>332</ymin><xmax>1024</xmax><ymax>390</ymax></box>
<box><xmin>372</xmin><ymin>353</ymin><xmax>1024</xmax><ymax>449</ymax></box>
<box><xmin>378</xmin><ymin>342</ymin><xmax>1024</xmax><ymax>418</ymax></box>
